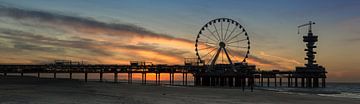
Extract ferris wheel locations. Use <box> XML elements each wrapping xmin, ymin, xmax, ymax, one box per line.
<box><xmin>195</xmin><ymin>18</ymin><xmax>250</xmax><ymax>66</ymax></box>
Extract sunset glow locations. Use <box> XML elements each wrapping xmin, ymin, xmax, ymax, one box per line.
<box><xmin>0</xmin><ymin>0</ymin><xmax>359</xmax><ymax>82</ymax></box>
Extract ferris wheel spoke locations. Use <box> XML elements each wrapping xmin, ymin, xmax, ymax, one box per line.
<box><xmin>221</xmin><ymin>50</ymin><xmax>224</xmax><ymax>64</ymax></box>
<box><xmin>225</xmin><ymin>47</ymin><xmax>238</xmax><ymax>62</ymax></box>
<box><xmin>205</xmin><ymin>27</ymin><xmax>220</xmax><ymax>41</ymax></box>
<box><xmin>220</xmin><ymin>20</ymin><xmax>224</xmax><ymax>41</ymax></box>
<box><xmin>208</xmin><ymin>49</ymin><xmax>218</xmax><ymax>65</ymax></box>
<box><xmin>201</xmin><ymin>48</ymin><xmax>217</xmax><ymax>58</ymax></box>
<box><xmin>212</xmin><ymin>23</ymin><xmax>222</xmax><ymax>42</ymax></box>
<box><xmin>198</xmin><ymin>38</ymin><xmax>217</xmax><ymax>44</ymax></box>
<box><xmin>223</xmin><ymin>21</ymin><xmax>231</xmax><ymax>42</ymax></box>
<box><xmin>224</xmin><ymin>25</ymin><xmax>238</xmax><ymax>41</ymax></box>
<box><xmin>198</xmin><ymin>41</ymin><xmax>217</xmax><ymax>46</ymax></box>
<box><xmin>198</xmin><ymin>45</ymin><xmax>216</xmax><ymax>50</ymax></box>
<box><xmin>227</xmin><ymin>38</ymin><xmax>248</xmax><ymax>45</ymax></box>
<box><xmin>227</xmin><ymin>45</ymin><xmax>248</xmax><ymax>49</ymax></box>
<box><xmin>201</xmin><ymin>33</ymin><xmax>218</xmax><ymax>43</ymax></box>
<box><xmin>226</xmin><ymin>30</ymin><xmax>245</xmax><ymax>42</ymax></box>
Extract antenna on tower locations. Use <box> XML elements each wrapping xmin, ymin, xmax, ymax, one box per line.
<box><xmin>297</xmin><ymin>21</ymin><xmax>315</xmax><ymax>34</ymax></box>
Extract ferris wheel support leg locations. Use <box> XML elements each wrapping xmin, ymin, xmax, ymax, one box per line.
<box><xmin>223</xmin><ymin>48</ymin><xmax>233</xmax><ymax>65</ymax></box>
<box><xmin>210</xmin><ymin>48</ymin><xmax>222</xmax><ymax>66</ymax></box>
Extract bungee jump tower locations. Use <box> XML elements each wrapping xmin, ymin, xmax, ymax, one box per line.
<box><xmin>294</xmin><ymin>21</ymin><xmax>327</xmax><ymax>88</ymax></box>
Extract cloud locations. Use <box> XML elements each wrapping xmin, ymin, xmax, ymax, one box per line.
<box><xmin>257</xmin><ymin>51</ymin><xmax>302</xmax><ymax>70</ymax></box>
<box><xmin>345</xmin><ymin>38</ymin><xmax>360</xmax><ymax>42</ymax></box>
<box><xmin>0</xmin><ymin>6</ymin><xmax>192</xmax><ymax>43</ymax></box>
<box><xmin>0</xmin><ymin>28</ymin><xmax>113</xmax><ymax>56</ymax></box>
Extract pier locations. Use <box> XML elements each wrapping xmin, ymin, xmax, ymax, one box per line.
<box><xmin>0</xmin><ymin>19</ymin><xmax>327</xmax><ymax>90</ymax></box>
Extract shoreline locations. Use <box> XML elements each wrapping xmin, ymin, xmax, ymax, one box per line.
<box><xmin>1</xmin><ymin>75</ymin><xmax>360</xmax><ymax>104</ymax></box>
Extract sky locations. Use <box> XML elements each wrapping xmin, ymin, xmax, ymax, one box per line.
<box><xmin>0</xmin><ymin>0</ymin><xmax>359</xmax><ymax>82</ymax></box>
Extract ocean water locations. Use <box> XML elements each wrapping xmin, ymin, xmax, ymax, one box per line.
<box><xmin>318</xmin><ymin>83</ymin><xmax>360</xmax><ymax>99</ymax></box>
<box><xmin>259</xmin><ymin>83</ymin><xmax>360</xmax><ymax>99</ymax></box>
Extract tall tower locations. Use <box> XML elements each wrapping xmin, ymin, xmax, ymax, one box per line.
<box><xmin>301</xmin><ymin>21</ymin><xmax>318</xmax><ymax>68</ymax></box>
<box><xmin>296</xmin><ymin>21</ymin><xmax>326</xmax><ymax>88</ymax></box>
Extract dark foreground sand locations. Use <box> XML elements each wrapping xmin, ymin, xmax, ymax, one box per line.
<box><xmin>1</xmin><ymin>76</ymin><xmax>359</xmax><ymax>104</ymax></box>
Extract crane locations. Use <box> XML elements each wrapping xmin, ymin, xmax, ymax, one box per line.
<box><xmin>298</xmin><ymin>21</ymin><xmax>315</xmax><ymax>34</ymax></box>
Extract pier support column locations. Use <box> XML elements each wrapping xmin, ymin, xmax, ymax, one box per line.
<box><xmin>235</xmin><ymin>77</ymin><xmax>240</xmax><ymax>87</ymax></box>
<box><xmin>242</xmin><ymin>77</ymin><xmax>245</xmax><ymax>91</ymax></box>
<box><xmin>301</xmin><ymin>78</ymin><xmax>305</xmax><ymax>88</ymax></box>
<box><xmin>290</xmin><ymin>77</ymin><xmax>293</xmax><ymax>87</ymax></box>
<box><xmin>194</xmin><ymin>76</ymin><xmax>201</xmax><ymax>86</ymax></box>
<box><xmin>128</xmin><ymin>72</ymin><xmax>132</xmax><ymax>84</ymax></box>
<box><xmin>274</xmin><ymin>76</ymin><xmax>277</xmax><ymax>87</ymax></box>
<box><xmin>145</xmin><ymin>72</ymin><xmax>147</xmax><ymax>84</ymax></box>
<box><xmin>210</xmin><ymin>77</ymin><xmax>215</xmax><ymax>86</ymax></box>
<box><xmin>228</xmin><ymin>77</ymin><xmax>234</xmax><ymax>87</ymax></box>
<box><xmin>100</xmin><ymin>69</ymin><xmax>103</xmax><ymax>82</ymax></box>
<box><xmin>267</xmin><ymin>77</ymin><xmax>270</xmax><ymax>87</ymax></box>
<box><xmin>279</xmin><ymin>77</ymin><xmax>282</xmax><ymax>87</ymax></box>
<box><xmin>250</xmin><ymin>77</ymin><xmax>254</xmax><ymax>92</ymax></box>
<box><xmin>203</xmin><ymin>76</ymin><xmax>210</xmax><ymax>86</ymax></box>
<box><xmin>322</xmin><ymin>78</ymin><xmax>326</xmax><ymax>88</ymax></box>
<box><xmin>295</xmin><ymin>78</ymin><xmax>298</xmax><ymax>87</ymax></box>
<box><xmin>142</xmin><ymin>72</ymin><xmax>145</xmax><ymax>84</ymax></box>
<box><xmin>260</xmin><ymin>76</ymin><xmax>263</xmax><ymax>87</ymax></box>
<box><xmin>114</xmin><ymin>70</ymin><xmax>118</xmax><ymax>83</ymax></box>
<box><xmin>69</xmin><ymin>71</ymin><xmax>72</xmax><ymax>79</ymax></box>
<box><xmin>21</xmin><ymin>71</ymin><xmax>24</xmax><ymax>78</ymax></box>
<box><xmin>172</xmin><ymin>73</ymin><xmax>174</xmax><ymax>85</ymax></box>
<box><xmin>287</xmin><ymin>76</ymin><xmax>290</xmax><ymax>87</ymax></box>
<box><xmin>159</xmin><ymin>73</ymin><xmax>161</xmax><ymax>84</ymax></box>
<box><xmin>313</xmin><ymin>78</ymin><xmax>319</xmax><ymax>88</ymax></box>
<box><xmin>156</xmin><ymin>73</ymin><xmax>160</xmax><ymax>85</ymax></box>
<box><xmin>53</xmin><ymin>71</ymin><xmax>57</xmax><ymax>79</ymax></box>
<box><xmin>155</xmin><ymin>73</ymin><xmax>158</xmax><ymax>85</ymax></box>
<box><xmin>169</xmin><ymin>73</ymin><xmax>172</xmax><ymax>85</ymax></box>
<box><xmin>247</xmin><ymin>78</ymin><xmax>252</xmax><ymax>87</ymax></box>
<box><xmin>37</xmin><ymin>72</ymin><xmax>40</xmax><ymax>79</ymax></box>
<box><xmin>182</xmin><ymin>73</ymin><xmax>185</xmax><ymax>85</ymax></box>
<box><xmin>185</xmin><ymin>73</ymin><xmax>188</xmax><ymax>86</ymax></box>
<box><xmin>85</xmin><ymin>71</ymin><xmax>88</xmax><ymax>82</ymax></box>
<box><xmin>307</xmin><ymin>78</ymin><xmax>312</xmax><ymax>88</ymax></box>
<box><xmin>220</xmin><ymin>77</ymin><xmax>225</xmax><ymax>86</ymax></box>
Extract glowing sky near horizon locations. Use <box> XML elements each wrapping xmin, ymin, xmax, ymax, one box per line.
<box><xmin>0</xmin><ymin>0</ymin><xmax>359</xmax><ymax>82</ymax></box>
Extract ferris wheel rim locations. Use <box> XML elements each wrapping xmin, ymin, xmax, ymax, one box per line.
<box><xmin>195</xmin><ymin>18</ymin><xmax>250</xmax><ymax>65</ymax></box>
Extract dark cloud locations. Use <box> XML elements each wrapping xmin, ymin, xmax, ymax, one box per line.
<box><xmin>0</xmin><ymin>28</ymin><xmax>113</xmax><ymax>56</ymax></box>
<box><xmin>12</xmin><ymin>41</ymin><xmax>64</xmax><ymax>53</ymax></box>
<box><xmin>0</xmin><ymin>6</ymin><xmax>192</xmax><ymax>43</ymax></box>
<box><xmin>0</xmin><ymin>28</ymin><xmax>188</xmax><ymax>64</ymax></box>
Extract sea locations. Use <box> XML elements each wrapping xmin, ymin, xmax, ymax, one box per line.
<box><xmin>259</xmin><ymin>83</ymin><xmax>360</xmax><ymax>99</ymax></box>
<box><xmin>3</xmin><ymin>73</ymin><xmax>360</xmax><ymax>99</ymax></box>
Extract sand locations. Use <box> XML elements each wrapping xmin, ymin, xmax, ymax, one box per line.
<box><xmin>1</xmin><ymin>76</ymin><xmax>359</xmax><ymax>104</ymax></box>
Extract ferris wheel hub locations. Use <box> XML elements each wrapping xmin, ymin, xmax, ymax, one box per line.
<box><xmin>219</xmin><ymin>42</ymin><xmax>226</xmax><ymax>48</ymax></box>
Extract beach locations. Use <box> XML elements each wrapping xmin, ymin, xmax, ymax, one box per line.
<box><xmin>1</xmin><ymin>76</ymin><xmax>359</xmax><ymax>104</ymax></box>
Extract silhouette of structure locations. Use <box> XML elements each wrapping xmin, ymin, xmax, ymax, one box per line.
<box><xmin>294</xmin><ymin>21</ymin><xmax>327</xmax><ymax>88</ymax></box>
<box><xmin>193</xmin><ymin>18</ymin><xmax>255</xmax><ymax>91</ymax></box>
<box><xmin>0</xmin><ymin>19</ymin><xmax>327</xmax><ymax>90</ymax></box>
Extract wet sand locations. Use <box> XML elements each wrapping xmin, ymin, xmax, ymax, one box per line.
<box><xmin>1</xmin><ymin>76</ymin><xmax>359</xmax><ymax>104</ymax></box>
